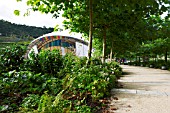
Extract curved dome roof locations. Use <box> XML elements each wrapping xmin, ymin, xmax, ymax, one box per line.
<box><xmin>30</xmin><ymin>31</ymin><xmax>88</xmax><ymax>45</ymax></box>
<box><xmin>25</xmin><ymin>31</ymin><xmax>88</xmax><ymax>58</ymax></box>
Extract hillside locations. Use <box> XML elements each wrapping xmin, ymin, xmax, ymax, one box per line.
<box><xmin>0</xmin><ymin>19</ymin><xmax>54</xmax><ymax>38</ymax></box>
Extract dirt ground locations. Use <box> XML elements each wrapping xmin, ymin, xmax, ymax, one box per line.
<box><xmin>108</xmin><ymin>65</ymin><xmax>170</xmax><ymax>113</ymax></box>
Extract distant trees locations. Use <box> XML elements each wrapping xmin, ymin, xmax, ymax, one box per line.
<box><xmin>0</xmin><ymin>19</ymin><xmax>53</xmax><ymax>38</ymax></box>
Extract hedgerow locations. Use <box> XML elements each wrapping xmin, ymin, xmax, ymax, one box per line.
<box><xmin>0</xmin><ymin>45</ymin><xmax>122</xmax><ymax>113</ymax></box>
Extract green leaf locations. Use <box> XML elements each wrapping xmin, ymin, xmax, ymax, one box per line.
<box><xmin>14</xmin><ymin>10</ymin><xmax>20</xmax><ymax>16</ymax></box>
<box><xmin>16</xmin><ymin>0</ymin><xmax>22</xmax><ymax>2</ymax></box>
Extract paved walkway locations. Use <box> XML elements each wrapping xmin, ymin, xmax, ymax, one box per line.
<box><xmin>109</xmin><ymin>65</ymin><xmax>170</xmax><ymax>113</ymax></box>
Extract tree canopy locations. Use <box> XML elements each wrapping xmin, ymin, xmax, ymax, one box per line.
<box><xmin>15</xmin><ymin>0</ymin><xmax>170</xmax><ymax>62</ymax></box>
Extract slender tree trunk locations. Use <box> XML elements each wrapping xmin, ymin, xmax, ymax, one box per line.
<box><xmin>165</xmin><ymin>49</ymin><xmax>167</xmax><ymax>63</ymax></box>
<box><xmin>88</xmin><ymin>0</ymin><xmax>93</xmax><ymax>60</ymax></box>
<box><xmin>110</xmin><ymin>42</ymin><xmax>113</xmax><ymax>62</ymax></box>
<box><xmin>102</xmin><ymin>28</ymin><xmax>106</xmax><ymax>63</ymax></box>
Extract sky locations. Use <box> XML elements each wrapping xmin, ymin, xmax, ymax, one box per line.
<box><xmin>0</xmin><ymin>0</ymin><xmax>64</xmax><ymax>28</ymax></box>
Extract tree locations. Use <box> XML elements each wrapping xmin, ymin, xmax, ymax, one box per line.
<box><xmin>128</xmin><ymin>14</ymin><xmax>170</xmax><ymax>64</ymax></box>
<box><xmin>16</xmin><ymin>0</ymin><xmax>169</xmax><ymax>63</ymax></box>
<box><xmin>16</xmin><ymin>0</ymin><xmax>94</xmax><ymax>60</ymax></box>
<box><xmin>0</xmin><ymin>19</ymin><xmax>53</xmax><ymax>38</ymax></box>
<box><xmin>88</xmin><ymin>0</ymin><xmax>93</xmax><ymax>60</ymax></box>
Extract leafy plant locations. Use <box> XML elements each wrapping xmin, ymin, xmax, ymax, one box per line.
<box><xmin>21</xmin><ymin>94</ymin><xmax>40</xmax><ymax>109</ymax></box>
<box><xmin>24</xmin><ymin>49</ymin><xmax>63</xmax><ymax>76</ymax></box>
<box><xmin>0</xmin><ymin>71</ymin><xmax>62</xmax><ymax>112</ymax></box>
<box><xmin>0</xmin><ymin>45</ymin><xmax>26</xmax><ymax>73</ymax></box>
<box><xmin>0</xmin><ymin>47</ymin><xmax>122</xmax><ymax>113</ymax></box>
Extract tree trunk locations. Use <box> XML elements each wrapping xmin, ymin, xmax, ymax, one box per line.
<box><xmin>88</xmin><ymin>0</ymin><xmax>93</xmax><ymax>61</ymax></box>
<box><xmin>110</xmin><ymin>47</ymin><xmax>113</xmax><ymax>62</ymax></box>
<box><xmin>165</xmin><ymin>49</ymin><xmax>167</xmax><ymax>63</ymax></box>
<box><xmin>110</xmin><ymin>41</ymin><xmax>114</xmax><ymax>62</ymax></box>
<box><xmin>139</xmin><ymin>56</ymin><xmax>140</xmax><ymax>64</ymax></box>
<box><xmin>102</xmin><ymin>28</ymin><xmax>106</xmax><ymax>63</ymax></box>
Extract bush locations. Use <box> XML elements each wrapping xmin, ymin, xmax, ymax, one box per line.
<box><xmin>0</xmin><ymin>71</ymin><xmax>62</xmax><ymax>112</ymax></box>
<box><xmin>63</xmin><ymin>65</ymin><xmax>111</xmax><ymax>100</ymax></box>
<box><xmin>21</xmin><ymin>94</ymin><xmax>40</xmax><ymax>109</ymax></box>
<box><xmin>105</xmin><ymin>62</ymin><xmax>122</xmax><ymax>79</ymax></box>
<box><xmin>0</xmin><ymin>45</ymin><xmax>26</xmax><ymax>74</ymax></box>
<box><xmin>0</xmin><ymin>48</ymin><xmax>122</xmax><ymax>113</ymax></box>
<box><xmin>24</xmin><ymin>49</ymin><xmax>63</xmax><ymax>76</ymax></box>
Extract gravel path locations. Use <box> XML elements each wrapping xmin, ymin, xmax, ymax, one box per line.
<box><xmin>109</xmin><ymin>65</ymin><xmax>170</xmax><ymax>113</ymax></box>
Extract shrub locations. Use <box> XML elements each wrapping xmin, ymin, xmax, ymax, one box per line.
<box><xmin>0</xmin><ymin>71</ymin><xmax>62</xmax><ymax>112</ymax></box>
<box><xmin>0</xmin><ymin>45</ymin><xmax>26</xmax><ymax>73</ymax></box>
<box><xmin>24</xmin><ymin>49</ymin><xmax>63</xmax><ymax>76</ymax></box>
<box><xmin>63</xmin><ymin>64</ymin><xmax>117</xmax><ymax>101</ymax></box>
<box><xmin>0</xmin><ymin>48</ymin><xmax>123</xmax><ymax>113</ymax></box>
<box><xmin>21</xmin><ymin>94</ymin><xmax>40</xmax><ymax>109</ymax></box>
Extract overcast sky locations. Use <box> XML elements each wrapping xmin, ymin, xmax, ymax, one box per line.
<box><xmin>0</xmin><ymin>0</ymin><xmax>64</xmax><ymax>28</ymax></box>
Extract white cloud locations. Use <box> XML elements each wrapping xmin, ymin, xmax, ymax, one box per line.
<box><xmin>0</xmin><ymin>0</ymin><xmax>64</xmax><ymax>28</ymax></box>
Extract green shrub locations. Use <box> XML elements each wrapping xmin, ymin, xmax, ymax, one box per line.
<box><xmin>21</xmin><ymin>94</ymin><xmax>40</xmax><ymax>109</ymax></box>
<box><xmin>24</xmin><ymin>49</ymin><xmax>63</xmax><ymax>76</ymax></box>
<box><xmin>74</xmin><ymin>105</ymin><xmax>92</xmax><ymax>113</ymax></box>
<box><xmin>60</xmin><ymin>53</ymin><xmax>80</xmax><ymax>76</ymax></box>
<box><xmin>0</xmin><ymin>45</ymin><xmax>26</xmax><ymax>73</ymax></box>
<box><xmin>90</xmin><ymin>58</ymin><xmax>102</xmax><ymax>65</ymax></box>
<box><xmin>0</xmin><ymin>71</ymin><xmax>62</xmax><ymax>112</ymax></box>
<box><xmin>0</xmin><ymin>48</ymin><xmax>123</xmax><ymax>113</ymax></box>
<box><xmin>63</xmin><ymin>64</ymin><xmax>117</xmax><ymax>101</ymax></box>
<box><xmin>105</xmin><ymin>62</ymin><xmax>122</xmax><ymax>79</ymax></box>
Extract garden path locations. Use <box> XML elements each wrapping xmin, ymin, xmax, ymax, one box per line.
<box><xmin>109</xmin><ymin>65</ymin><xmax>170</xmax><ymax>113</ymax></box>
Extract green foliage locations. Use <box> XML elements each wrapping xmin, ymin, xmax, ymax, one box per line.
<box><xmin>24</xmin><ymin>49</ymin><xmax>63</xmax><ymax>76</ymax></box>
<box><xmin>61</xmin><ymin>53</ymin><xmax>80</xmax><ymax>74</ymax></box>
<box><xmin>14</xmin><ymin>10</ymin><xmax>20</xmax><ymax>16</ymax></box>
<box><xmin>106</xmin><ymin>62</ymin><xmax>122</xmax><ymax>79</ymax></box>
<box><xmin>8</xmin><ymin>0</ymin><xmax>170</xmax><ymax>112</ymax></box>
<box><xmin>1</xmin><ymin>71</ymin><xmax>59</xmax><ymax>94</ymax></box>
<box><xmin>0</xmin><ymin>70</ymin><xmax>63</xmax><ymax>112</ymax></box>
<box><xmin>37</xmin><ymin>92</ymin><xmax>54</xmax><ymax>112</ymax></box>
<box><xmin>74</xmin><ymin>105</ymin><xmax>92</xmax><ymax>113</ymax></box>
<box><xmin>64</xmin><ymin>66</ymin><xmax>109</xmax><ymax>100</ymax></box>
<box><xmin>0</xmin><ymin>19</ymin><xmax>53</xmax><ymax>38</ymax></box>
<box><xmin>21</xmin><ymin>94</ymin><xmax>40</xmax><ymax>109</ymax></box>
<box><xmin>62</xmin><ymin>59</ymin><xmax>120</xmax><ymax>101</ymax></box>
<box><xmin>34</xmin><ymin>92</ymin><xmax>72</xmax><ymax>113</ymax></box>
<box><xmin>16</xmin><ymin>0</ymin><xmax>170</xmax><ymax>60</ymax></box>
<box><xmin>90</xmin><ymin>57</ymin><xmax>102</xmax><ymax>65</ymax></box>
<box><xmin>0</xmin><ymin>45</ymin><xmax>26</xmax><ymax>73</ymax></box>
<box><xmin>129</xmin><ymin>60</ymin><xmax>170</xmax><ymax>70</ymax></box>
<box><xmin>0</xmin><ymin>47</ymin><xmax>122</xmax><ymax>112</ymax></box>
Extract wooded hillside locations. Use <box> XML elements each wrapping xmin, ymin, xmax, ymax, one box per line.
<box><xmin>0</xmin><ymin>19</ymin><xmax>54</xmax><ymax>38</ymax></box>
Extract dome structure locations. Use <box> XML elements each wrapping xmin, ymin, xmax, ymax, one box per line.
<box><xmin>25</xmin><ymin>31</ymin><xmax>89</xmax><ymax>58</ymax></box>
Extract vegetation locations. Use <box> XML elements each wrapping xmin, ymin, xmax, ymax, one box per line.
<box><xmin>0</xmin><ymin>19</ymin><xmax>54</xmax><ymax>50</ymax></box>
<box><xmin>0</xmin><ymin>19</ymin><xmax>53</xmax><ymax>38</ymax></box>
<box><xmin>0</xmin><ymin>45</ymin><xmax>122</xmax><ymax>112</ymax></box>
<box><xmin>17</xmin><ymin>0</ymin><xmax>169</xmax><ymax>63</ymax></box>
<box><xmin>1</xmin><ymin>0</ymin><xmax>169</xmax><ymax>112</ymax></box>
<box><xmin>127</xmin><ymin>17</ymin><xmax>170</xmax><ymax>70</ymax></box>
